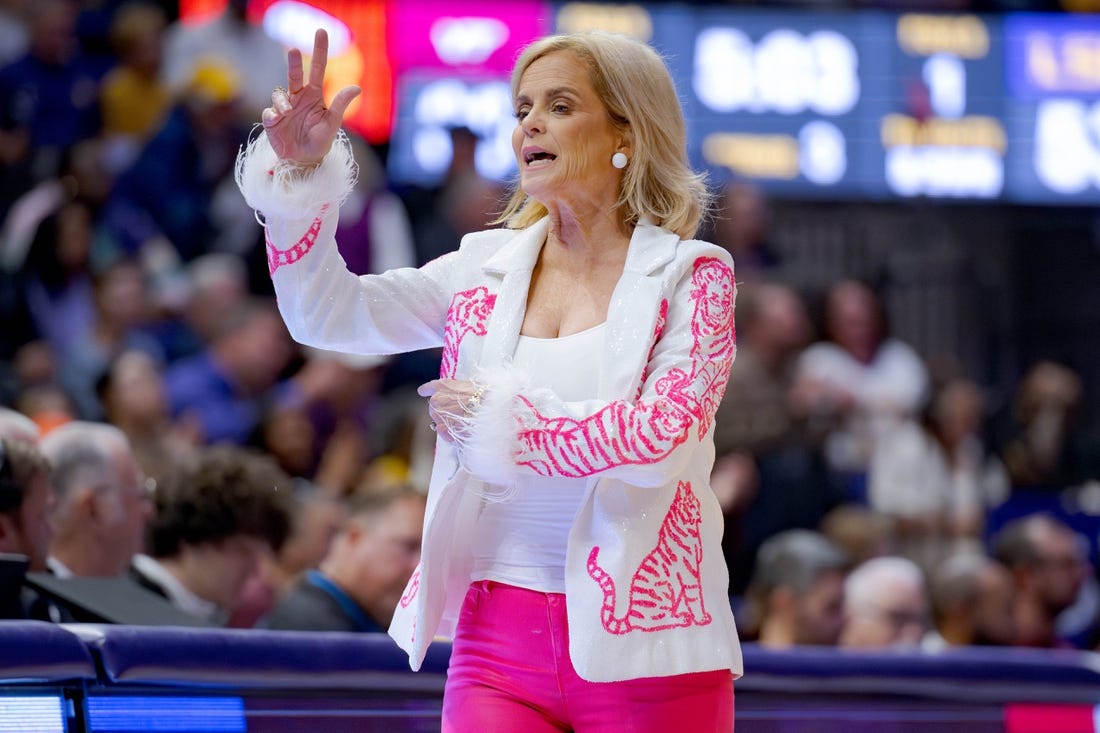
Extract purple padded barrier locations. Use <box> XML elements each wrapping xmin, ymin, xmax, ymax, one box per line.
<box><xmin>740</xmin><ymin>642</ymin><xmax>1100</xmax><ymax>703</ymax></box>
<box><xmin>0</xmin><ymin>621</ymin><xmax>97</xmax><ymax>684</ymax></box>
<box><xmin>70</xmin><ymin>625</ymin><xmax>450</xmax><ymax>692</ymax></box>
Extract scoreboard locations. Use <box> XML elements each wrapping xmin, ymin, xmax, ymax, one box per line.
<box><xmin>181</xmin><ymin>0</ymin><xmax>1100</xmax><ymax>204</ymax></box>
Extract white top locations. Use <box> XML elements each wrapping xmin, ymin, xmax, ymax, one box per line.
<box><xmin>470</xmin><ymin>323</ymin><xmax>606</xmax><ymax>593</ymax></box>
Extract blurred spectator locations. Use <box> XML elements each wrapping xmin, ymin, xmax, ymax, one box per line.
<box><xmin>58</xmin><ymin>257</ymin><xmax>164</xmax><ymax>419</ymax></box>
<box><xmin>0</xmin><ymin>437</ymin><xmax>56</xmax><ymax>573</ymax></box>
<box><xmin>99</xmin><ymin>2</ymin><xmax>171</xmax><ymax>174</ymax></box>
<box><xmin>160</xmin><ymin>0</ymin><xmax>285</xmax><ymax>126</ymax></box>
<box><xmin>285</xmin><ymin>348</ymin><xmax>387</xmax><ymax>494</ymax></box>
<box><xmin>96</xmin><ymin>349</ymin><xmax>201</xmax><ymax>482</ymax></box>
<box><xmin>0</xmin><ymin>0</ymin><xmax>99</xmax><ymax>218</ymax></box>
<box><xmin>131</xmin><ymin>445</ymin><xmax>292</xmax><ymax>624</ymax></box>
<box><xmin>228</xmin><ymin>480</ymin><xmax>347</xmax><ymax>628</ymax></box>
<box><xmin>714</xmin><ymin>282</ymin><xmax>813</xmax><ymax>457</ymax></box>
<box><xmin>179</xmin><ymin>252</ymin><xmax>249</xmax><ymax>351</ymax></box>
<box><xmin>262</xmin><ymin>481</ymin><xmax>347</xmax><ymax>598</ymax></box>
<box><xmin>265</xmin><ymin>485</ymin><xmax>425</xmax><ymax>632</ymax></box>
<box><xmin>407</xmin><ymin>126</ymin><xmax>503</xmax><ymax>265</ymax></box>
<box><xmin>163</xmin><ymin>297</ymin><xmax>294</xmax><ymax>445</ymax></box>
<box><xmin>13</xmin><ymin>382</ymin><xmax>75</xmax><ymax>437</ymax></box>
<box><xmin>98</xmin><ymin>59</ymin><xmax>246</xmax><ymax>262</ymax></box>
<box><xmin>0</xmin><ymin>0</ymin><xmax>28</xmax><ymax>67</ymax></box>
<box><xmin>713</xmin><ymin>281</ymin><xmax>842</xmax><ymax>593</ymax></box>
<box><xmin>995</xmin><ymin>361</ymin><xmax>1097</xmax><ymax>492</ymax></box>
<box><xmin>704</xmin><ymin>182</ymin><xmax>778</xmax><ymax>282</ymax></box>
<box><xmin>869</xmin><ymin>377</ymin><xmax>1009</xmax><ymax>574</ymax></box>
<box><xmin>336</xmin><ymin>133</ymin><xmax>416</xmax><ymax>277</ymax></box>
<box><xmin>926</xmin><ymin>552</ymin><xmax>1015</xmax><ymax>649</ymax></box>
<box><xmin>0</xmin><ymin>406</ymin><xmax>39</xmax><ymax>443</ymax></box>
<box><xmin>819</xmin><ymin>504</ymin><xmax>896</xmax><ymax>566</ymax></box>
<box><xmin>794</xmin><ymin>279</ymin><xmax>929</xmax><ymax>502</ymax></box>
<box><xmin>21</xmin><ymin>199</ymin><xmax>95</xmax><ymax>359</ymax></box>
<box><xmin>741</xmin><ymin>529</ymin><xmax>849</xmax><ymax>648</ymax></box>
<box><xmin>0</xmin><ymin>437</ymin><xmax>60</xmax><ymax>620</ymax></box>
<box><xmin>839</xmin><ymin>555</ymin><xmax>930</xmax><ymax>649</ymax></box>
<box><xmin>39</xmin><ymin>421</ymin><xmax>152</xmax><ymax>578</ymax></box>
<box><xmin>991</xmin><ymin>513</ymin><xmax>1088</xmax><ymax>648</ymax></box>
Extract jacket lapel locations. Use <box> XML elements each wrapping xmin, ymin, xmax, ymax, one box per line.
<box><xmin>599</xmin><ymin>220</ymin><xmax>680</xmax><ymax>399</ymax></box>
<box><xmin>478</xmin><ymin>218</ymin><xmax>549</xmax><ymax>370</ymax></box>
<box><xmin>477</xmin><ymin>216</ymin><xmax>679</xmax><ymax>398</ymax></box>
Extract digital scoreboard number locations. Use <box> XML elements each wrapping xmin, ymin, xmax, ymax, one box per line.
<box><xmin>1005</xmin><ymin>14</ymin><xmax>1100</xmax><ymax>203</ymax></box>
<box><xmin>686</xmin><ymin>9</ymin><xmax>869</xmax><ymax>198</ymax></box>
<box><xmin>878</xmin><ymin>13</ymin><xmax>1007</xmax><ymax>199</ymax></box>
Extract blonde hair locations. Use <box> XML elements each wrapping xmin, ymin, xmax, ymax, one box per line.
<box><xmin>496</xmin><ymin>31</ymin><xmax>709</xmax><ymax>240</ymax></box>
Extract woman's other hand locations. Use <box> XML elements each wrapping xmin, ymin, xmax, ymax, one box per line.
<box><xmin>418</xmin><ymin>379</ymin><xmax>486</xmax><ymax>445</ymax></box>
<box><xmin>262</xmin><ymin>28</ymin><xmax>361</xmax><ymax>166</ymax></box>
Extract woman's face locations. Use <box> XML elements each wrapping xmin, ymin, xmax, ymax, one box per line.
<box><xmin>511</xmin><ymin>50</ymin><xmax>625</xmax><ymax>212</ymax></box>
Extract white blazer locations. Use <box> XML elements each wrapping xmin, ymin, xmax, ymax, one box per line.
<box><xmin>237</xmin><ymin>132</ymin><xmax>744</xmax><ymax>683</ymax></box>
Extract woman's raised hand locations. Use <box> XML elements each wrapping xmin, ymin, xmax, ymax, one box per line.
<box><xmin>262</xmin><ymin>28</ymin><xmax>361</xmax><ymax>166</ymax></box>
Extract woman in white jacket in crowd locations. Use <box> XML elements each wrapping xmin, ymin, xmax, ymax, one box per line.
<box><xmin>238</xmin><ymin>28</ymin><xmax>742</xmax><ymax>732</ymax></box>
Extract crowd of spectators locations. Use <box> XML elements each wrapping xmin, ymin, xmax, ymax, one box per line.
<box><xmin>0</xmin><ymin>0</ymin><xmax>1099</xmax><ymax>655</ymax></box>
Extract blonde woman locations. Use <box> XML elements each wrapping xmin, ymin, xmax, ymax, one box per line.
<box><xmin>238</xmin><ymin>28</ymin><xmax>741</xmax><ymax>732</ymax></box>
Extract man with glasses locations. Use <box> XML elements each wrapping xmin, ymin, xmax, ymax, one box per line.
<box><xmin>39</xmin><ymin>421</ymin><xmax>153</xmax><ymax>578</ymax></box>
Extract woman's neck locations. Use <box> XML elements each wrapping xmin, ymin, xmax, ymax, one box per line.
<box><xmin>544</xmin><ymin>203</ymin><xmax>630</xmax><ymax>265</ymax></box>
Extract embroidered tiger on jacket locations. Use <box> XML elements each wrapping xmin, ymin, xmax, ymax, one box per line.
<box><xmin>587</xmin><ymin>481</ymin><xmax>711</xmax><ymax>635</ymax></box>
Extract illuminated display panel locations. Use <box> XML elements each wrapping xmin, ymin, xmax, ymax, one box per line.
<box><xmin>86</xmin><ymin>696</ymin><xmax>245</xmax><ymax>732</ymax></box>
<box><xmin>1003</xmin><ymin>14</ymin><xmax>1100</xmax><ymax>203</ymax></box>
<box><xmin>876</xmin><ymin>13</ymin><xmax>1007</xmax><ymax>200</ymax></box>
<box><xmin>0</xmin><ymin>696</ymin><xmax>66</xmax><ymax>733</ymax></box>
<box><xmin>681</xmin><ymin>8</ymin><xmax>880</xmax><ymax>199</ymax></box>
<box><xmin>179</xmin><ymin>0</ymin><xmax>392</xmax><ymax>143</ymax></box>
<box><xmin>180</xmin><ymin>1</ymin><xmax>1100</xmax><ymax>204</ymax></box>
<box><xmin>385</xmin><ymin>0</ymin><xmax>551</xmax><ymax>186</ymax></box>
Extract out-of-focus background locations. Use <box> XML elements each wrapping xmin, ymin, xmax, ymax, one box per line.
<box><xmin>1</xmin><ymin>0</ymin><xmax>1100</xmax><ymax>729</ymax></box>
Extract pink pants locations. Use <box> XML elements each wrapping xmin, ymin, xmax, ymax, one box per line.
<box><xmin>442</xmin><ymin>581</ymin><xmax>735</xmax><ymax>733</ymax></box>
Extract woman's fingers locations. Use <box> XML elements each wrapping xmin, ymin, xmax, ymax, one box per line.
<box><xmin>261</xmin><ymin>106</ymin><xmax>281</xmax><ymax>128</ymax></box>
<box><xmin>309</xmin><ymin>28</ymin><xmax>328</xmax><ymax>89</ymax></box>
<box><xmin>287</xmin><ymin>47</ymin><xmax>304</xmax><ymax>94</ymax></box>
<box><xmin>328</xmin><ymin>85</ymin><xmax>361</xmax><ymax>122</ymax></box>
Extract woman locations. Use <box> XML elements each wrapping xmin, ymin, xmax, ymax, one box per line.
<box><xmin>238</xmin><ymin>28</ymin><xmax>741</xmax><ymax>732</ymax></box>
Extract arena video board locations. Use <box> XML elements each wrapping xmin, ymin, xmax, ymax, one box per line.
<box><xmin>181</xmin><ymin>0</ymin><xmax>1100</xmax><ymax>205</ymax></box>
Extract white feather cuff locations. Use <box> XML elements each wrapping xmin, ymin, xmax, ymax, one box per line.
<box><xmin>453</xmin><ymin>365</ymin><xmax>530</xmax><ymax>489</ymax></box>
<box><xmin>235</xmin><ymin>128</ymin><xmax>358</xmax><ymax>222</ymax></box>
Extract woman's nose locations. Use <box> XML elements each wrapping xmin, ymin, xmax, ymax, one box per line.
<box><xmin>521</xmin><ymin>109</ymin><xmax>543</xmax><ymax>135</ymax></box>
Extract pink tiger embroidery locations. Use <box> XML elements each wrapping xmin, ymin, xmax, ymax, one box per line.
<box><xmin>516</xmin><ymin>394</ymin><xmax>693</xmax><ymax>477</ymax></box>
<box><xmin>515</xmin><ymin>256</ymin><xmax>735</xmax><ymax>475</ymax></box>
<box><xmin>685</xmin><ymin>257</ymin><xmax>736</xmax><ymax>438</ymax></box>
<box><xmin>266</xmin><ymin>204</ymin><xmax>329</xmax><ymax>276</ymax></box>
<box><xmin>439</xmin><ymin>287</ymin><xmax>496</xmax><ymax>379</ymax></box>
<box><xmin>635</xmin><ymin>299</ymin><xmax>669</xmax><ymax>400</ymax></box>
<box><xmin>587</xmin><ymin>481</ymin><xmax>711</xmax><ymax>634</ymax></box>
<box><xmin>399</xmin><ymin>567</ymin><xmax>421</xmax><ymax>608</ymax></box>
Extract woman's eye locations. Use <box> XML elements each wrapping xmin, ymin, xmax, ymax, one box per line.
<box><xmin>553</xmin><ymin>104</ymin><xmax>568</xmax><ymax>114</ymax></box>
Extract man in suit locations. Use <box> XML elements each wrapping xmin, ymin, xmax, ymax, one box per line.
<box><xmin>40</xmin><ymin>422</ymin><xmax>153</xmax><ymax>578</ymax></box>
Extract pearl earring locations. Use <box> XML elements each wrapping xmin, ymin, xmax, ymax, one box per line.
<box><xmin>611</xmin><ymin>152</ymin><xmax>628</xmax><ymax>169</ymax></box>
